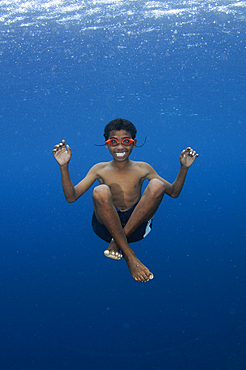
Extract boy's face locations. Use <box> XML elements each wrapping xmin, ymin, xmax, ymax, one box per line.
<box><xmin>105</xmin><ymin>130</ymin><xmax>136</xmax><ymax>162</ymax></box>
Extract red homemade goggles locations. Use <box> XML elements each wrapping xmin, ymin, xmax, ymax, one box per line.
<box><xmin>105</xmin><ymin>138</ymin><xmax>135</xmax><ymax>147</ymax></box>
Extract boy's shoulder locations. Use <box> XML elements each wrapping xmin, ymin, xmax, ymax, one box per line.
<box><xmin>90</xmin><ymin>161</ymin><xmax>109</xmax><ymax>171</ymax></box>
<box><xmin>131</xmin><ymin>160</ymin><xmax>153</xmax><ymax>169</ymax></box>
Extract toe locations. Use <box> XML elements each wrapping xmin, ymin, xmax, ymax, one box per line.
<box><xmin>138</xmin><ymin>272</ymin><xmax>148</xmax><ymax>282</ymax></box>
<box><xmin>104</xmin><ymin>249</ymin><xmax>122</xmax><ymax>260</ymax></box>
<box><xmin>142</xmin><ymin>272</ymin><xmax>154</xmax><ymax>282</ymax></box>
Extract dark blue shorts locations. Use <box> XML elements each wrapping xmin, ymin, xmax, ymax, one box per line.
<box><xmin>92</xmin><ymin>202</ymin><xmax>153</xmax><ymax>243</ymax></box>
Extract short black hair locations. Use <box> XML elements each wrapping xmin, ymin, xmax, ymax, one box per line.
<box><xmin>104</xmin><ymin>118</ymin><xmax>137</xmax><ymax>140</ymax></box>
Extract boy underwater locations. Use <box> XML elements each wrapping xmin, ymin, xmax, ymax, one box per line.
<box><xmin>53</xmin><ymin>118</ymin><xmax>199</xmax><ymax>282</ymax></box>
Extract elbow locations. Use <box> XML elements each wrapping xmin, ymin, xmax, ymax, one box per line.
<box><xmin>64</xmin><ymin>188</ymin><xmax>77</xmax><ymax>203</ymax></box>
<box><xmin>168</xmin><ymin>185</ymin><xmax>180</xmax><ymax>198</ymax></box>
<box><xmin>65</xmin><ymin>196</ymin><xmax>76</xmax><ymax>203</ymax></box>
<box><xmin>170</xmin><ymin>189</ymin><xmax>181</xmax><ymax>198</ymax></box>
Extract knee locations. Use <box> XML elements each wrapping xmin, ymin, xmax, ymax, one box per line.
<box><xmin>92</xmin><ymin>184</ymin><xmax>111</xmax><ymax>204</ymax></box>
<box><xmin>148</xmin><ymin>179</ymin><xmax>166</xmax><ymax>198</ymax></box>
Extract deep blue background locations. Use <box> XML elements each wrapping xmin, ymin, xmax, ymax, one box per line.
<box><xmin>1</xmin><ymin>1</ymin><xmax>246</xmax><ymax>369</ymax></box>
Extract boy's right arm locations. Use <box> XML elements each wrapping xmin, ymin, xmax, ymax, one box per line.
<box><xmin>53</xmin><ymin>140</ymin><xmax>98</xmax><ymax>203</ymax></box>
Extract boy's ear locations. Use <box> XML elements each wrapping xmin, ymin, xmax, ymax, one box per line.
<box><xmin>133</xmin><ymin>139</ymin><xmax>137</xmax><ymax>147</ymax></box>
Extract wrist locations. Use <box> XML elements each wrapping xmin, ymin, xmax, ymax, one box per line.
<box><xmin>180</xmin><ymin>164</ymin><xmax>189</xmax><ymax>171</ymax></box>
<box><xmin>59</xmin><ymin>163</ymin><xmax>69</xmax><ymax>169</ymax></box>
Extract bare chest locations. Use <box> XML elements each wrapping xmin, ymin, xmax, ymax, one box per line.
<box><xmin>100</xmin><ymin>171</ymin><xmax>141</xmax><ymax>191</ymax></box>
<box><xmin>97</xmin><ymin>166</ymin><xmax>145</xmax><ymax>209</ymax></box>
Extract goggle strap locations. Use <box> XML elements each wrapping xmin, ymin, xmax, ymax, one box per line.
<box><xmin>135</xmin><ymin>136</ymin><xmax>147</xmax><ymax>147</ymax></box>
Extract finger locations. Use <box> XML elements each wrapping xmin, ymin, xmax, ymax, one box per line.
<box><xmin>188</xmin><ymin>149</ymin><xmax>196</xmax><ymax>156</ymax></box>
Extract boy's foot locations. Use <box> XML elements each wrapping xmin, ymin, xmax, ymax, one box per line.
<box><xmin>125</xmin><ymin>254</ymin><xmax>154</xmax><ymax>282</ymax></box>
<box><xmin>104</xmin><ymin>239</ymin><xmax>122</xmax><ymax>260</ymax></box>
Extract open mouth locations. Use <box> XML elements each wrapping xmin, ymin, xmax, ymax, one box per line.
<box><xmin>115</xmin><ymin>152</ymin><xmax>126</xmax><ymax>157</ymax></box>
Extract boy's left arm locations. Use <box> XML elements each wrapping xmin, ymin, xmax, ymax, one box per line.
<box><xmin>167</xmin><ymin>147</ymin><xmax>199</xmax><ymax>198</ymax></box>
<box><xmin>147</xmin><ymin>147</ymin><xmax>199</xmax><ymax>198</ymax></box>
<box><xmin>166</xmin><ymin>147</ymin><xmax>199</xmax><ymax>198</ymax></box>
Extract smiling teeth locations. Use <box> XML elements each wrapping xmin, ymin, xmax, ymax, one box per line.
<box><xmin>116</xmin><ymin>152</ymin><xmax>126</xmax><ymax>157</ymax></box>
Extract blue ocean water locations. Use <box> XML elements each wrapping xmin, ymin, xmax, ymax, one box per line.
<box><xmin>1</xmin><ymin>0</ymin><xmax>245</xmax><ymax>369</ymax></box>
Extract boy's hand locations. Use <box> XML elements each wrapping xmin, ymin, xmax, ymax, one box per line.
<box><xmin>52</xmin><ymin>140</ymin><xmax>72</xmax><ymax>166</ymax></box>
<box><xmin>180</xmin><ymin>147</ymin><xmax>199</xmax><ymax>168</ymax></box>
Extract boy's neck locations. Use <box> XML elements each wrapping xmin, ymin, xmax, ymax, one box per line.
<box><xmin>111</xmin><ymin>158</ymin><xmax>132</xmax><ymax>169</ymax></box>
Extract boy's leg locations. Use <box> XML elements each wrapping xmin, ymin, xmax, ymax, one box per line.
<box><xmin>104</xmin><ymin>178</ymin><xmax>165</xmax><ymax>258</ymax></box>
<box><xmin>104</xmin><ymin>178</ymin><xmax>165</xmax><ymax>267</ymax></box>
<box><xmin>92</xmin><ymin>184</ymin><xmax>157</xmax><ymax>282</ymax></box>
<box><xmin>92</xmin><ymin>179</ymin><xmax>165</xmax><ymax>282</ymax></box>
<box><xmin>124</xmin><ymin>178</ymin><xmax>165</xmax><ymax>238</ymax></box>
